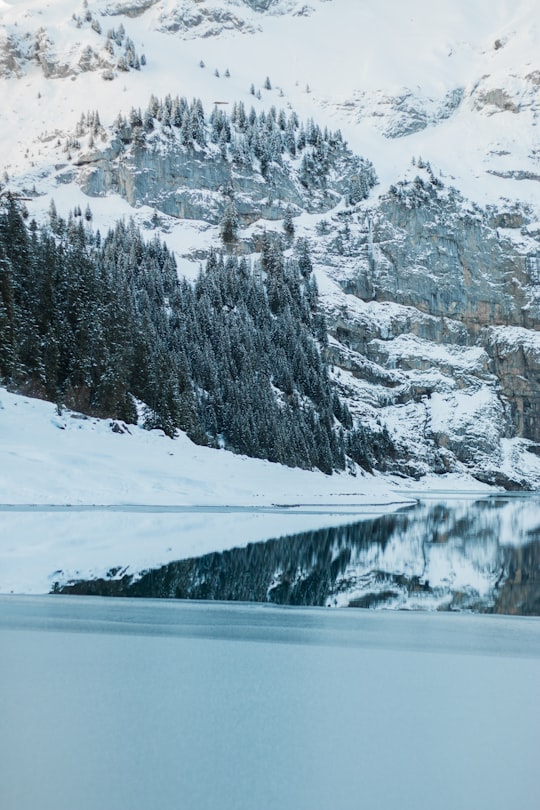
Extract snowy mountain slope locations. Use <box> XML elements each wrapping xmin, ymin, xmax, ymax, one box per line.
<box><xmin>1</xmin><ymin>0</ymin><xmax>540</xmax><ymax>490</ymax></box>
<box><xmin>2</xmin><ymin>0</ymin><xmax>539</xmax><ymax>212</ymax></box>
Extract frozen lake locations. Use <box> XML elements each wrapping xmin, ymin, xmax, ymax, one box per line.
<box><xmin>1</xmin><ymin>596</ymin><xmax>539</xmax><ymax>810</ymax></box>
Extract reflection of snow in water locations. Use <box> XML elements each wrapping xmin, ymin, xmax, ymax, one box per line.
<box><xmin>0</xmin><ymin>503</ymin><xmax>404</xmax><ymax>595</ymax></box>
<box><xmin>329</xmin><ymin>498</ymin><xmax>540</xmax><ymax>610</ymax></box>
<box><xmin>59</xmin><ymin>497</ymin><xmax>540</xmax><ymax>615</ymax></box>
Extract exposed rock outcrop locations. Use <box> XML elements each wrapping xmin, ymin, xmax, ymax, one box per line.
<box><xmin>310</xmin><ymin>176</ymin><xmax>540</xmax><ymax>482</ymax></box>
<box><xmin>363</xmin><ymin>183</ymin><xmax>531</xmax><ymax>328</ymax></box>
<box><xmin>155</xmin><ymin>0</ymin><xmax>312</xmax><ymax>37</ymax></box>
<box><xmin>486</xmin><ymin>327</ymin><xmax>540</xmax><ymax>441</ymax></box>
<box><xmin>73</xmin><ymin>116</ymin><xmax>374</xmax><ymax>224</ymax></box>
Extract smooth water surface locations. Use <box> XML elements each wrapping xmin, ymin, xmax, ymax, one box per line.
<box><xmin>1</xmin><ymin>596</ymin><xmax>539</xmax><ymax>810</ymax></box>
<box><xmin>63</xmin><ymin>495</ymin><xmax>540</xmax><ymax>614</ymax></box>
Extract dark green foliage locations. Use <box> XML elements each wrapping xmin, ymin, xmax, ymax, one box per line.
<box><xmin>176</xmin><ymin>244</ymin><xmax>347</xmax><ymax>471</ymax></box>
<box><xmin>219</xmin><ymin>199</ymin><xmax>239</xmax><ymax>245</ymax></box>
<box><xmin>0</xmin><ymin>243</ymin><xmax>15</xmax><ymax>377</ymax></box>
<box><xmin>346</xmin><ymin>424</ymin><xmax>396</xmax><ymax>473</ymax></box>
<box><xmin>283</xmin><ymin>206</ymin><xmax>295</xmax><ymax>239</ymax></box>
<box><xmin>0</xmin><ymin>201</ymin><xmax>355</xmax><ymax>472</ymax></box>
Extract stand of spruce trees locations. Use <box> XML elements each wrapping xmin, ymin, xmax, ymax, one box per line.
<box><xmin>0</xmin><ymin>197</ymin><xmax>361</xmax><ymax>473</ymax></box>
<box><xmin>73</xmin><ymin>95</ymin><xmax>377</xmax><ymax>212</ymax></box>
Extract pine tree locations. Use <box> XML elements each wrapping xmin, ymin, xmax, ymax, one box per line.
<box><xmin>220</xmin><ymin>200</ymin><xmax>239</xmax><ymax>246</ymax></box>
<box><xmin>283</xmin><ymin>206</ymin><xmax>295</xmax><ymax>240</ymax></box>
<box><xmin>0</xmin><ymin>244</ymin><xmax>15</xmax><ymax>377</ymax></box>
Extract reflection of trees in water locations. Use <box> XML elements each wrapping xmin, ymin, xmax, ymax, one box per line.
<box><xmin>59</xmin><ymin>499</ymin><xmax>540</xmax><ymax>615</ymax></box>
<box><xmin>493</xmin><ymin>534</ymin><xmax>540</xmax><ymax>615</ymax></box>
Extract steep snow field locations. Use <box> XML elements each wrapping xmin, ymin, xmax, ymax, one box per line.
<box><xmin>2</xmin><ymin>0</ymin><xmax>539</xmax><ymax>214</ymax></box>
<box><xmin>0</xmin><ymin>386</ymin><xmax>408</xmax><ymax>508</ymax></box>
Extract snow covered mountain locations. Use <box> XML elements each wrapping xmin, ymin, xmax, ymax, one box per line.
<box><xmin>1</xmin><ymin>0</ymin><xmax>540</xmax><ymax>488</ymax></box>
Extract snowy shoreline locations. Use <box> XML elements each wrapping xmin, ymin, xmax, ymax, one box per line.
<box><xmin>0</xmin><ymin>387</ymin><xmax>497</xmax><ymax>595</ymax></box>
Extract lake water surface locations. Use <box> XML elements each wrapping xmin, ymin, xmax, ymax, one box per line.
<box><xmin>61</xmin><ymin>494</ymin><xmax>540</xmax><ymax>614</ymax></box>
<box><xmin>1</xmin><ymin>596</ymin><xmax>539</xmax><ymax>810</ymax></box>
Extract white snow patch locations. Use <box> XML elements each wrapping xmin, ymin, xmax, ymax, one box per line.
<box><xmin>0</xmin><ymin>386</ymin><xmax>416</xmax><ymax>593</ymax></box>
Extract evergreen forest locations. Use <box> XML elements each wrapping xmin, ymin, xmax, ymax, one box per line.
<box><xmin>0</xmin><ymin>197</ymin><xmax>389</xmax><ymax>474</ymax></box>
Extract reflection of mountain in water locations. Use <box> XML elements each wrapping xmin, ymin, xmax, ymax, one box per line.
<box><xmin>59</xmin><ymin>498</ymin><xmax>540</xmax><ymax>615</ymax></box>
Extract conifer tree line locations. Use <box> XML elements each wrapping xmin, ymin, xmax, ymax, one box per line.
<box><xmin>74</xmin><ymin>95</ymin><xmax>377</xmax><ymax>204</ymax></box>
<box><xmin>0</xmin><ymin>197</ymin><xmax>368</xmax><ymax>473</ymax></box>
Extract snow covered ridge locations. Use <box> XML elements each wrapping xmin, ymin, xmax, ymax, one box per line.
<box><xmin>155</xmin><ymin>0</ymin><xmax>319</xmax><ymax>38</ymax></box>
<box><xmin>327</xmin><ymin>65</ymin><xmax>540</xmax><ymax>141</ymax></box>
<box><xmin>2</xmin><ymin>0</ymin><xmax>540</xmax><ymax>212</ymax></box>
<box><xmin>0</xmin><ymin>0</ymin><xmax>322</xmax><ymax>74</ymax></box>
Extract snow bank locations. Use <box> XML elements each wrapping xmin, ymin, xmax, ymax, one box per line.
<box><xmin>0</xmin><ymin>386</ymin><xmax>419</xmax><ymax>593</ymax></box>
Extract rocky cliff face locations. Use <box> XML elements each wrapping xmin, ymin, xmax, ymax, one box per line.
<box><xmin>366</xmin><ymin>185</ymin><xmax>533</xmax><ymax>329</ymax></box>
<box><xmin>67</xmin><ymin>106</ymin><xmax>374</xmax><ymax>225</ymax></box>
<box><xmin>486</xmin><ymin>327</ymin><xmax>540</xmax><ymax>442</ymax></box>
<box><xmin>59</xmin><ymin>109</ymin><xmax>540</xmax><ymax>486</ymax></box>
<box><xmin>301</xmin><ymin>172</ymin><xmax>540</xmax><ymax>484</ymax></box>
<box><xmin>76</xmin><ymin>137</ymin><xmax>328</xmax><ymax>224</ymax></box>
